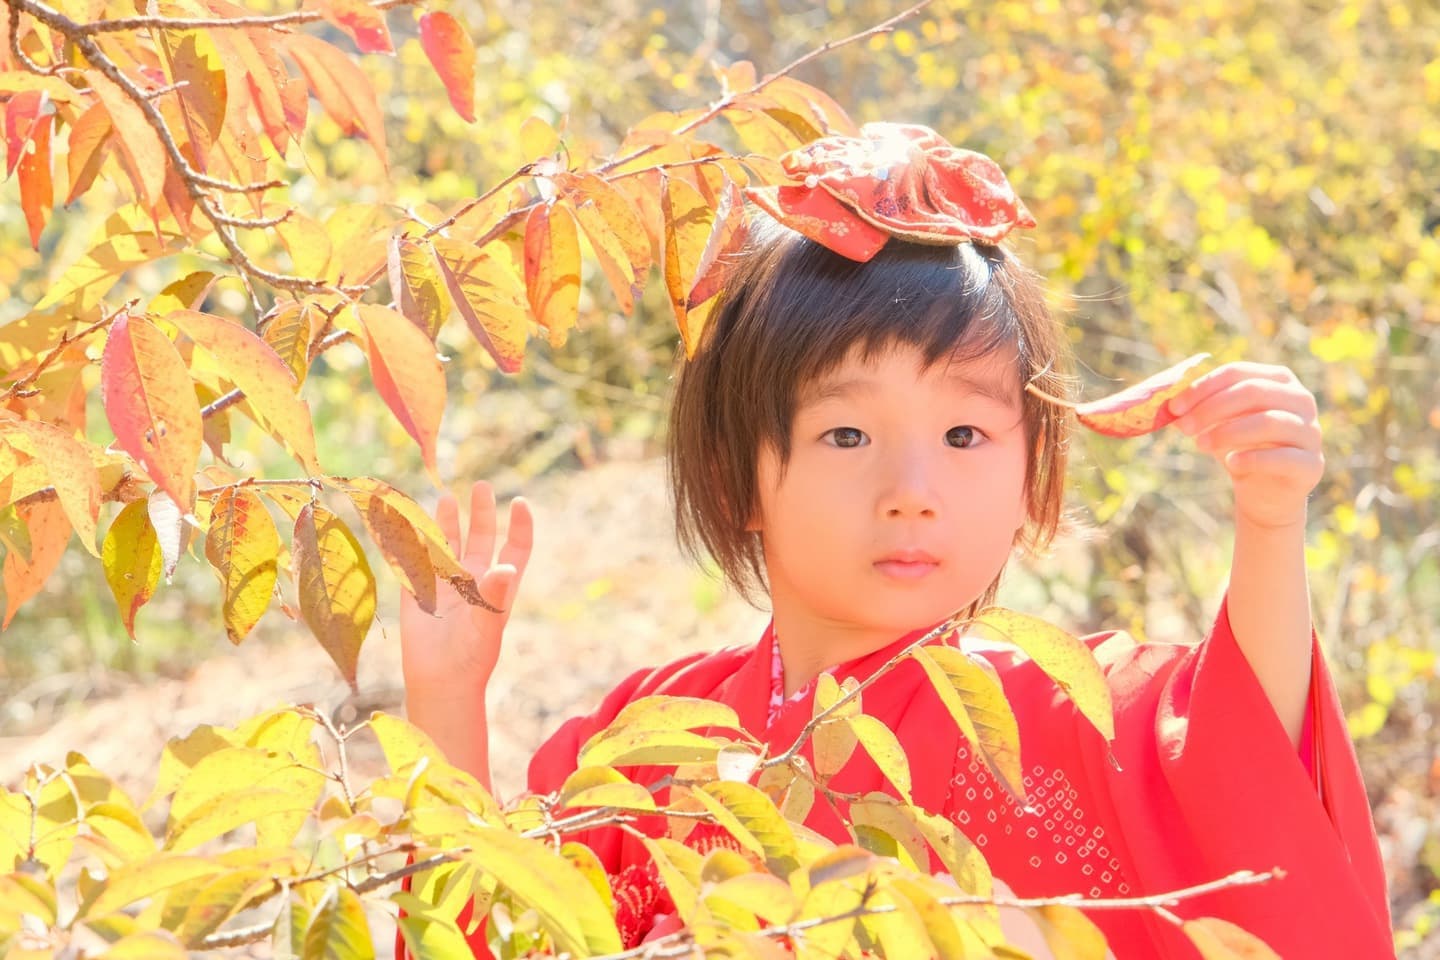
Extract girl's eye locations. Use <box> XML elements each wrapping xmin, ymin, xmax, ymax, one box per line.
<box><xmin>824</xmin><ymin>427</ymin><xmax>868</xmax><ymax>448</ymax></box>
<box><xmin>945</xmin><ymin>425</ymin><xmax>983</xmax><ymax>448</ymax></box>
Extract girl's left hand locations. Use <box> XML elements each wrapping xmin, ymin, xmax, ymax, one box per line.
<box><xmin>1167</xmin><ymin>362</ymin><xmax>1325</xmax><ymax>530</ymax></box>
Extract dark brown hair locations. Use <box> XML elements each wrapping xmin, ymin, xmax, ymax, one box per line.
<box><xmin>668</xmin><ymin>219</ymin><xmax>1073</xmax><ymax>607</ymax></box>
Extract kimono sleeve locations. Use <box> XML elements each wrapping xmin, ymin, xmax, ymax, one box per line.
<box><xmin>1094</xmin><ymin>596</ymin><xmax>1393</xmax><ymax>958</ymax></box>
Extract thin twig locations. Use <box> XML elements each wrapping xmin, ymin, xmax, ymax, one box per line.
<box><xmin>763</xmin><ymin>612</ymin><xmax>968</xmax><ymax>770</ymax></box>
<box><xmin>0</xmin><ymin>308</ymin><xmax>119</xmax><ymax>403</ymax></box>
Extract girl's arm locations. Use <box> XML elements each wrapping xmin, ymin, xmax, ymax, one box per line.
<box><xmin>400</xmin><ymin>481</ymin><xmax>534</xmax><ymax>792</ymax></box>
<box><xmin>1169</xmin><ymin>363</ymin><xmax>1324</xmax><ymax>748</ymax></box>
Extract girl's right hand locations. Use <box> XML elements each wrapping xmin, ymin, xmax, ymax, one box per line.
<box><xmin>399</xmin><ymin>480</ymin><xmax>534</xmax><ymax>697</ymax></box>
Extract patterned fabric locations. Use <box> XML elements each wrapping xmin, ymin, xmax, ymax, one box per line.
<box><xmin>745</xmin><ymin>122</ymin><xmax>1037</xmax><ymax>262</ymax></box>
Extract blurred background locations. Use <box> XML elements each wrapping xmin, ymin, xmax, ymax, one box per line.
<box><xmin>1</xmin><ymin>0</ymin><xmax>1436</xmax><ymax>952</ymax></box>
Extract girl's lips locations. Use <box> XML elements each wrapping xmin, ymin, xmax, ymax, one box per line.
<box><xmin>874</xmin><ymin>557</ymin><xmax>940</xmax><ymax>579</ymax></box>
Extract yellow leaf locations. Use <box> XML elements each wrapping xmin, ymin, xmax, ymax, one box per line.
<box><xmin>432</xmin><ymin>237</ymin><xmax>529</xmax><ymax>373</ymax></box>
<box><xmin>1182</xmin><ymin>917</ymin><xmax>1283</xmax><ymax>958</ymax></box>
<box><xmin>204</xmin><ymin>487</ymin><xmax>279</xmax><ymax>644</ymax></box>
<box><xmin>577</xmin><ymin>728</ymin><xmax>722</xmax><ymax>769</ymax></box>
<box><xmin>912</xmin><ymin>645</ymin><xmax>1026</xmax><ymax>804</ymax></box>
<box><xmin>971</xmin><ymin>608</ymin><xmax>1116</xmax><ymax>742</ymax></box>
<box><xmin>169</xmin><ymin>309</ymin><xmax>321</xmax><ymax>475</ymax></box>
<box><xmin>846</xmin><ymin>714</ymin><xmax>912</xmax><ymax>802</ymax></box>
<box><xmin>522</xmin><ymin>202</ymin><xmax>582</xmax><ymax>347</ymax></box>
<box><xmin>292</xmin><ymin>503</ymin><xmax>376</xmax><ymax>689</ymax></box>
<box><xmin>557</xmin><ymin>768</ymin><xmax>656</xmax><ymax>812</ymax></box>
<box><xmin>1028</xmin><ymin>903</ymin><xmax>1111</xmax><ymax>960</ymax></box>
<box><xmin>0</xmin><ymin>419</ymin><xmax>101</xmax><ymax>556</ymax></box>
<box><xmin>702</xmin><ymin>780</ymin><xmax>800</xmax><ymax>876</ymax></box>
<box><xmin>389</xmin><ymin>236</ymin><xmax>452</xmax><ymax>341</ymax></box>
<box><xmin>302</xmin><ymin>884</ymin><xmax>374</xmax><ymax>960</ymax></box>
<box><xmin>100</xmin><ymin>500</ymin><xmax>162</xmax><ymax>641</ymax></box>
<box><xmin>78</xmin><ymin>855</ymin><xmax>221</xmax><ymax>919</ymax></box>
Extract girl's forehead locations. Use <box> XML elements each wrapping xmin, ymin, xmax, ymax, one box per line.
<box><xmin>799</xmin><ymin>341</ymin><xmax>1022</xmax><ymax>397</ymax></box>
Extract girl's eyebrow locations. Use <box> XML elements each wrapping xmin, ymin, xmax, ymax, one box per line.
<box><xmin>800</xmin><ymin>372</ymin><xmax>1020</xmax><ymax>409</ymax></box>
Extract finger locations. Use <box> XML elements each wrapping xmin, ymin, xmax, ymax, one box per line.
<box><xmin>465</xmin><ymin>480</ymin><xmax>498</xmax><ymax>565</ymax></box>
<box><xmin>497</xmin><ymin>497</ymin><xmax>534</xmax><ymax>577</ymax></box>
<box><xmin>475</xmin><ymin>563</ymin><xmax>517</xmax><ymax>616</ymax></box>
<box><xmin>1195</xmin><ymin>410</ymin><xmax>1320</xmax><ymax>456</ymax></box>
<box><xmin>1224</xmin><ymin>445</ymin><xmax>1325</xmax><ymax>485</ymax></box>
<box><xmin>1168</xmin><ymin>362</ymin><xmax>1295</xmax><ymax>419</ymax></box>
<box><xmin>435</xmin><ymin>492</ymin><xmax>462</xmax><ymax>557</ymax></box>
<box><xmin>1172</xmin><ymin>378</ymin><xmax>1316</xmax><ymax>436</ymax></box>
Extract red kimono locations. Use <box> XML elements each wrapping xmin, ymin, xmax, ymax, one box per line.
<box><xmin>410</xmin><ymin>598</ymin><xmax>1393</xmax><ymax>959</ymax></box>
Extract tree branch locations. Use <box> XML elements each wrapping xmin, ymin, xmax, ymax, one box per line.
<box><xmin>54</xmin><ymin>0</ymin><xmax>417</xmax><ymax>34</ymax></box>
<box><xmin>0</xmin><ymin>308</ymin><xmax>119</xmax><ymax>404</ymax></box>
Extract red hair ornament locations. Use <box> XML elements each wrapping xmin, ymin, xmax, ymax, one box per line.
<box><xmin>745</xmin><ymin>122</ymin><xmax>1036</xmax><ymax>262</ymax></box>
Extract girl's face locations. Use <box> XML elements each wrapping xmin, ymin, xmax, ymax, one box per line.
<box><xmin>752</xmin><ymin>342</ymin><xmax>1029</xmax><ymax>650</ymax></box>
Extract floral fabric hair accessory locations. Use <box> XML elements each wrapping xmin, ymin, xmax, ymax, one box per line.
<box><xmin>745</xmin><ymin>122</ymin><xmax>1036</xmax><ymax>262</ymax></box>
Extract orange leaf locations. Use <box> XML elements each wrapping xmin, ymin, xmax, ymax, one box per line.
<box><xmin>0</xmin><ymin>419</ymin><xmax>101</xmax><ymax>557</ymax></box>
<box><xmin>561</xmin><ymin>172</ymin><xmax>652</xmax><ymax>314</ymax></box>
<box><xmin>1</xmin><ymin>495</ymin><xmax>70</xmax><ymax>630</ymax></box>
<box><xmin>207</xmin><ymin>13</ymin><xmax>301</xmax><ymax>152</ymax></box>
<box><xmin>292</xmin><ymin>502</ymin><xmax>376</xmax><ymax>689</ymax></box>
<box><xmin>305</xmin><ymin>0</ymin><xmax>393</xmax><ymax>54</ymax></box>
<box><xmin>155</xmin><ymin>28</ymin><xmax>227</xmax><ymax>173</ymax></box>
<box><xmin>330</xmin><ymin>476</ymin><xmax>479</xmax><ymax>605</ymax></box>
<box><xmin>744</xmin><ymin>76</ymin><xmax>857</xmax><ymax>137</ymax></box>
<box><xmin>523</xmin><ymin>203</ymin><xmax>582</xmax><ymax>347</ymax></box>
<box><xmin>1182</xmin><ymin>917</ymin><xmax>1282</xmax><ymax>959</ymax></box>
<box><xmin>205</xmin><ymin>486</ymin><xmax>278</xmax><ymax>644</ymax></box>
<box><xmin>17</xmin><ymin>110</ymin><xmax>52</xmax><ymax>249</ymax></box>
<box><xmin>101</xmin><ymin>500</ymin><xmax>163</xmax><ymax>640</ymax></box>
<box><xmin>432</xmin><ymin>237</ymin><xmax>528</xmax><ymax>373</ymax></box>
<box><xmin>417</xmin><ymin>11</ymin><xmax>474</xmax><ymax>122</ymax></box>
<box><xmin>86</xmin><ymin>70</ymin><xmax>167</xmax><ymax>213</ymax></box>
<box><xmin>723</xmin><ymin>106</ymin><xmax>805</xmax><ymax>157</ymax></box>
<box><xmin>355</xmin><ymin>303</ymin><xmax>446</xmax><ymax>481</ymax></box>
<box><xmin>284</xmin><ymin>33</ymin><xmax>387</xmax><ymax>170</ymax></box>
<box><xmin>168</xmin><ymin>310</ymin><xmax>321</xmax><ymax>475</ymax></box>
<box><xmin>1065</xmin><ymin>353</ymin><xmax>1214</xmax><ymax>438</ymax></box>
<box><xmin>340</xmin><ymin>480</ymin><xmax>437</xmax><ymax>614</ymax></box>
<box><xmin>65</xmin><ymin>101</ymin><xmax>112</xmax><ymax>205</ymax></box>
<box><xmin>258</xmin><ymin>300</ymin><xmax>314</xmax><ymax>387</ymax></box>
<box><xmin>688</xmin><ymin>178</ymin><xmax>749</xmax><ymax>312</ymax></box>
<box><xmin>661</xmin><ymin>175</ymin><xmax>714</xmax><ymax>357</ymax></box>
<box><xmin>100</xmin><ymin>312</ymin><xmax>202</xmax><ymax>512</ymax></box>
<box><xmin>388</xmin><ymin>235</ymin><xmax>452</xmax><ymax>340</ymax></box>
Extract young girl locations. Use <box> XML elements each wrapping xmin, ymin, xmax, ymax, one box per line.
<box><xmin>398</xmin><ymin>124</ymin><xmax>1392</xmax><ymax>958</ymax></box>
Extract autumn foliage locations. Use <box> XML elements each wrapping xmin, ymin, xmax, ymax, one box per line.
<box><xmin>1</xmin><ymin>0</ymin><xmax>1435</xmax><ymax>955</ymax></box>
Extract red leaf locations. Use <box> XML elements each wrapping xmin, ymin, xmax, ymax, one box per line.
<box><xmin>306</xmin><ymin>0</ymin><xmax>394</xmax><ymax>54</ymax></box>
<box><xmin>1</xmin><ymin>496</ymin><xmax>71</xmax><ymax>630</ymax></box>
<box><xmin>418</xmin><ymin>11</ymin><xmax>475</xmax><ymax>122</ymax></box>
<box><xmin>168</xmin><ymin>309</ymin><xmax>321</xmax><ymax>475</ymax></box>
<box><xmin>688</xmin><ymin>178</ymin><xmax>749</xmax><ymax>310</ymax></box>
<box><xmin>432</xmin><ymin>237</ymin><xmax>529</xmax><ymax>373</ymax></box>
<box><xmin>355</xmin><ymin>303</ymin><xmax>446</xmax><ymax>482</ymax></box>
<box><xmin>17</xmin><ymin>109</ymin><xmax>52</xmax><ymax>249</ymax></box>
<box><xmin>86</xmin><ymin>70</ymin><xmax>167</xmax><ymax>213</ymax></box>
<box><xmin>3</xmin><ymin>88</ymin><xmax>43</xmax><ymax>178</ymax></box>
<box><xmin>523</xmin><ymin>203</ymin><xmax>582</xmax><ymax>347</ymax></box>
<box><xmin>285</xmin><ymin>33</ymin><xmax>388</xmax><ymax>170</ymax></box>
<box><xmin>100</xmin><ymin>312</ymin><xmax>203</xmax><ymax>511</ymax></box>
<box><xmin>1075</xmin><ymin>353</ymin><xmax>1215</xmax><ymax>437</ymax></box>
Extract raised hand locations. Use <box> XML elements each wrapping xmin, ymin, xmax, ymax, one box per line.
<box><xmin>1168</xmin><ymin>362</ymin><xmax>1324</xmax><ymax>530</ymax></box>
<box><xmin>400</xmin><ymin>480</ymin><xmax>534</xmax><ymax>698</ymax></box>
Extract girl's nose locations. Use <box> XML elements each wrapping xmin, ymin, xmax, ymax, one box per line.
<box><xmin>880</xmin><ymin>449</ymin><xmax>940</xmax><ymax>518</ymax></box>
